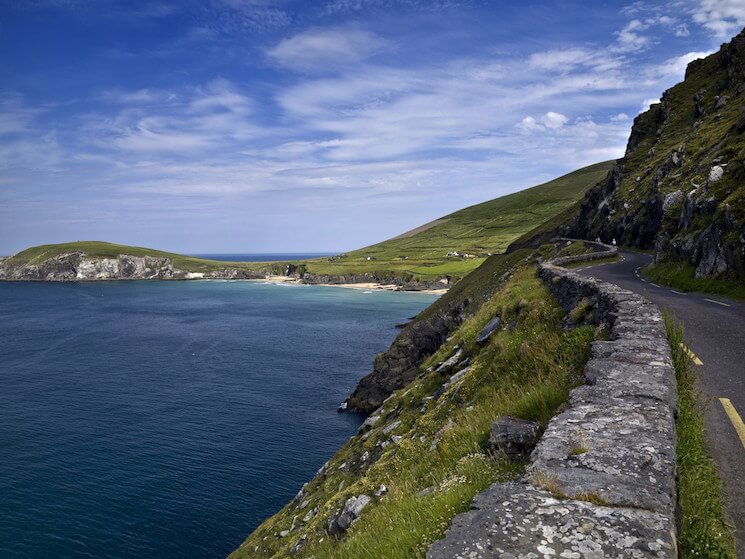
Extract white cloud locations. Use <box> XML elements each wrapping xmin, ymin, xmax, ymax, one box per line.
<box><xmin>641</xmin><ymin>97</ymin><xmax>661</xmax><ymax>109</ymax></box>
<box><xmin>85</xmin><ymin>79</ymin><xmax>258</xmax><ymax>154</ymax></box>
<box><xmin>542</xmin><ymin>111</ymin><xmax>569</xmax><ymax>129</ymax></box>
<box><xmin>646</xmin><ymin>50</ymin><xmax>714</xmax><ymax>80</ymax></box>
<box><xmin>518</xmin><ymin>116</ymin><xmax>541</xmax><ymax>132</ymax></box>
<box><xmin>99</xmin><ymin>88</ymin><xmax>174</xmax><ymax>104</ymax></box>
<box><xmin>692</xmin><ymin>0</ymin><xmax>745</xmax><ymax>37</ymax></box>
<box><xmin>266</xmin><ymin>27</ymin><xmax>390</xmax><ymax>72</ymax></box>
<box><xmin>0</xmin><ymin>96</ymin><xmax>45</xmax><ymax>135</ymax></box>
<box><xmin>610</xmin><ymin>112</ymin><xmax>629</xmax><ymax>121</ymax></box>
<box><xmin>528</xmin><ymin>48</ymin><xmax>593</xmax><ymax>71</ymax></box>
<box><xmin>614</xmin><ymin>19</ymin><xmax>651</xmax><ymax>52</ymax></box>
<box><xmin>518</xmin><ymin>112</ymin><xmax>569</xmax><ymax>133</ymax></box>
<box><xmin>528</xmin><ymin>48</ymin><xmax>623</xmax><ymax>73</ymax></box>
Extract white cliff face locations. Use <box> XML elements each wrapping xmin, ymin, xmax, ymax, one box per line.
<box><xmin>76</xmin><ymin>258</ymin><xmax>120</xmax><ymax>279</ymax></box>
<box><xmin>0</xmin><ymin>252</ymin><xmax>189</xmax><ymax>281</ymax></box>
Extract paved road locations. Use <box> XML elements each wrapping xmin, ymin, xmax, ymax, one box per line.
<box><xmin>575</xmin><ymin>251</ymin><xmax>745</xmax><ymax>557</ymax></box>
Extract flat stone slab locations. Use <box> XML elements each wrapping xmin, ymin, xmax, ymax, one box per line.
<box><xmin>427</xmin><ymin>482</ymin><xmax>677</xmax><ymax>559</ymax></box>
<box><xmin>583</xmin><ymin>359</ymin><xmax>677</xmax><ymax>411</ymax></box>
<box><xmin>591</xmin><ymin>339</ymin><xmax>672</xmax><ymax>364</ymax></box>
<box><xmin>530</xmin><ymin>394</ymin><xmax>676</xmax><ymax>513</ymax></box>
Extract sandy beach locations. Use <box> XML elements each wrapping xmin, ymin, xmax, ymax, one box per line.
<box><xmin>258</xmin><ymin>275</ymin><xmax>448</xmax><ymax>295</ymax></box>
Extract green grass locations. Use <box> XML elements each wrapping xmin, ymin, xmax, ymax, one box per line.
<box><xmin>554</xmin><ymin>240</ymin><xmax>594</xmax><ymax>258</ymax></box>
<box><xmin>229</xmin><ymin>264</ymin><xmax>598</xmax><ymax>559</ymax></box>
<box><xmin>646</xmin><ymin>260</ymin><xmax>745</xmax><ymax>301</ymax></box>
<box><xmin>563</xmin><ymin>255</ymin><xmax>621</xmax><ymax>269</ymax></box>
<box><xmin>665</xmin><ymin>312</ymin><xmax>736</xmax><ymax>559</ymax></box>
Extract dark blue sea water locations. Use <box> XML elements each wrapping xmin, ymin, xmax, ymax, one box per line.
<box><xmin>190</xmin><ymin>253</ymin><xmax>334</xmax><ymax>262</ymax></box>
<box><xmin>0</xmin><ymin>281</ymin><xmax>436</xmax><ymax>559</ymax></box>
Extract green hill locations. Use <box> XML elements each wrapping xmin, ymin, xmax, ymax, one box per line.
<box><xmin>300</xmin><ymin>160</ymin><xmax>614</xmax><ymax>281</ymax></box>
<box><xmin>4</xmin><ymin>241</ymin><xmax>271</xmax><ymax>273</ymax></box>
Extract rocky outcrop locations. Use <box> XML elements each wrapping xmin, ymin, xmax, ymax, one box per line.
<box><xmin>427</xmin><ymin>250</ymin><xmax>678</xmax><ymax>558</ymax></box>
<box><xmin>327</xmin><ymin>494</ymin><xmax>372</xmax><ymax>536</ymax></box>
<box><xmin>342</xmin><ymin>301</ymin><xmax>468</xmax><ymax>413</ymax></box>
<box><xmin>488</xmin><ymin>416</ymin><xmax>540</xmax><ymax>460</ymax></box>
<box><xmin>0</xmin><ymin>252</ymin><xmax>184</xmax><ymax>281</ymax></box>
<box><xmin>569</xmin><ymin>27</ymin><xmax>745</xmax><ymax>280</ymax></box>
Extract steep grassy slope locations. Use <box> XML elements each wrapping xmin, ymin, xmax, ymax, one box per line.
<box><xmin>229</xmin><ymin>262</ymin><xmax>597</xmax><ymax>559</ymax></box>
<box><xmin>570</xmin><ymin>27</ymin><xmax>745</xmax><ymax>280</ymax></box>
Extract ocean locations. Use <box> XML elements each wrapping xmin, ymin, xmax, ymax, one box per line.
<box><xmin>0</xmin><ymin>280</ymin><xmax>436</xmax><ymax>558</ymax></box>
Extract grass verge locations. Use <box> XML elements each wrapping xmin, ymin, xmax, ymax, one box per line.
<box><xmin>563</xmin><ymin>255</ymin><xmax>621</xmax><ymax>269</ymax></box>
<box><xmin>665</xmin><ymin>312</ymin><xmax>736</xmax><ymax>559</ymax></box>
<box><xmin>647</xmin><ymin>261</ymin><xmax>745</xmax><ymax>302</ymax></box>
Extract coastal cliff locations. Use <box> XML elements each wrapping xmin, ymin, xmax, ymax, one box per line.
<box><xmin>0</xmin><ymin>252</ymin><xmax>268</xmax><ymax>281</ymax></box>
<box><xmin>568</xmin><ymin>27</ymin><xmax>745</xmax><ymax>280</ymax></box>
<box><xmin>342</xmin><ymin>249</ymin><xmax>532</xmax><ymax>413</ymax></box>
<box><xmin>229</xmin><ymin>246</ymin><xmax>602</xmax><ymax>558</ymax></box>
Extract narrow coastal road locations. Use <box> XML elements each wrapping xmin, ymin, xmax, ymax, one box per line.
<box><xmin>575</xmin><ymin>251</ymin><xmax>745</xmax><ymax>557</ymax></box>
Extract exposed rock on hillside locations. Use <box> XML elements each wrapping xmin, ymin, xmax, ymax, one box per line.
<box><xmin>570</xmin><ymin>27</ymin><xmax>745</xmax><ymax>279</ymax></box>
<box><xmin>342</xmin><ymin>250</ymin><xmax>531</xmax><ymax>413</ymax></box>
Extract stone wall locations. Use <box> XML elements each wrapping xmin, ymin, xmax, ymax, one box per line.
<box><xmin>550</xmin><ymin>239</ymin><xmax>618</xmax><ymax>268</ymax></box>
<box><xmin>428</xmin><ymin>247</ymin><xmax>679</xmax><ymax>558</ymax></box>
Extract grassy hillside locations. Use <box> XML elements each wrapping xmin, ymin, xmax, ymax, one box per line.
<box><xmin>303</xmin><ymin>161</ymin><xmax>613</xmax><ymax>281</ymax></box>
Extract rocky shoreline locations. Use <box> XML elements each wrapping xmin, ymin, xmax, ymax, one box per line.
<box><xmin>0</xmin><ymin>251</ymin><xmax>450</xmax><ymax>294</ymax></box>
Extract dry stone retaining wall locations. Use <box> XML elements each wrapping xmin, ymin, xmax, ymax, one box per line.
<box><xmin>428</xmin><ymin>246</ymin><xmax>679</xmax><ymax>558</ymax></box>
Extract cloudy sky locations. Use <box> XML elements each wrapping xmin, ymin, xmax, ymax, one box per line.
<box><xmin>1</xmin><ymin>0</ymin><xmax>744</xmax><ymax>254</ymax></box>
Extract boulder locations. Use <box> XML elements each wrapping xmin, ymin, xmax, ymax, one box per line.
<box><xmin>434</xmin><ymin>348</ymin><xmax>464</xmax><ymax>374</ymax></box>
<box><xmin>476</xmin><ymin>316</ymin><xmax>502</xmax><ymax>344</ymax></box>
<box><xmin>709</xmin><ymin>165</ymin><xmax>724</xmax><ymax>182</ymax></box>
<box><xmin>327</xmin><ymin>495</ymin><xmax>372</xmax><ymax>536</ymax></box>
<box><xmin>488</xmin><ymin>416</ymin><xmax>540</xmax><ymax>460</ymax></box>
<box><xmin>662</xmin><ymin>190</ymin><xmax>683</xmax><ymax>214</ymax></box>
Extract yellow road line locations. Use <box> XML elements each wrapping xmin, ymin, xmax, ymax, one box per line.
<box><xmin>680</xmin><ymin>343</ymin><xmax>703</xmax><ymax>365</ymax></box>
<box><xmin>719</xmin><ymin>398</ymin><xmax>745</xmax><ymax>450</ymax></box>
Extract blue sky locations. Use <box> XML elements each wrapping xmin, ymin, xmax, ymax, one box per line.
<box><xmin>1</xmin><ymin>0</ymin><xmax>744</xmax><ymax>254</ymax></box>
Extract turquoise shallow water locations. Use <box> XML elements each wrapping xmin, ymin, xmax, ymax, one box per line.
<box><xmin>0</xmin><ymin>280</ymin><xmax>436</xmax><ymax>558</ymax></box>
